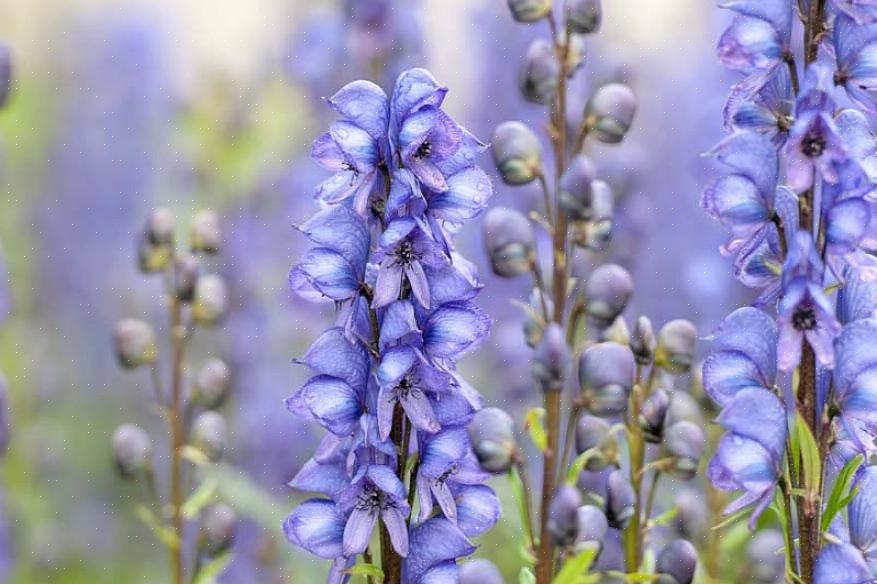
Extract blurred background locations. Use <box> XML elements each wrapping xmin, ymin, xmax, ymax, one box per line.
<box><xmin>0</xmin><ymin>0</ymin><xmax>745</xmax><ymax>582</ymax></box>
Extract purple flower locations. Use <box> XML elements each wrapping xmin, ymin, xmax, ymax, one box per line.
<box><xmin>338</xmin><ymin>465</ymin><xmax>410</xmax><ymax>557</ymax></box>
<box><xmin>716</xmin><ymin>1</ymin><xmax>792</xmax><ymax>75</ymax></box>
<box><xmin>815</xmin><ymin>466</ymin><xmax>877</xmax><ymax>580</ymax></box>
<box><xmin>837</xmin><ymin>266</ymin><xmax>877</xmax><ymax>324</ymax></box>
<box><xmin>724</xmin><ymin>62</ymin><xmax>793</xmax><ymax>144</ymax></box>
<box><xmin>834</xmin><ymin>13</ymin><xmax>877</xmax><ymax>115</ymax></box>
<box><xmin>832</xmin><ymin>318</ymin><xmax>877</xmax><ymax>453</ymax></box>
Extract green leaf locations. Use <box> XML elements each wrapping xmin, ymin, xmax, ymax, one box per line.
<box><xmin>566</xmin><ymin>448</ymin><xmax>598</xmax><ymax>485</ymax></box>
<box><xmin>646</xmin><ymin>506</ymin><xmax>678</xmax><ymax>528</ymax></box>
<box><xmin>182</xmin><ymin>478</ymin><xmax>218</xmax><ymax>519</ymax></box>
<box><xmin>822</xmin><ymin>454</ymin><xmax>864</xmax><ymax>532</ymax></box>
<box><xmin>193</xmin><ymin>552</ymin><xmax>233</xmax><ymax>584</ymax></box>
<box><xmin>605</xmin><ymin>572</ymin><xmax>658</xmax><ymax>583</ymax></box>
<box><xmin>346</xmin><ymin>563</ymin><xmax>385</xmax><ymax>581</ymax></box>
<box><xmin>134</xmin><ymin>504</ymin><xmax>180</xmax><ymax>550</ymax></box>
<box><xmin>525</xmin><ymin>408</ymin><xmax>548</xmax><ymax>451</ymax></box>
<box><xmin>793</xmin><ymin>414</ymin><xmax>821</xmax><ymax>493</ymax></box>
<box><xmin>519</xmin><ymin>567</ymin><xmax>536</xmax><ymax>584</ymax></box>
<box><xmin>509</xmin><ymin>466</ymin><xmax>535</xmax><ymax>549</ymax></box>
<box><xmin>551</xmin><ymin>548</ymin><xmax>596</xmax><ymax>584</ymax></box>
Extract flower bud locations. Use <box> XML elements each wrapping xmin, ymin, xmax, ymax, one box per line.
<box><xmin>547</xmin><ymin>485</ymin><xmax>582</xmax><ymax>546</ymax></box>
<box><xmin>0</xmin><ymin>43</ymin><xmax>12</xmax><ymax>109</ymax></box>
<box><xmin>112</xmin><ymin>423</ymin><xmax>152</xmax><ymax>479</ymax></box>
<box><xmin>656</xmin><ymin>539</ymin><xmax>697</xmax><ymax>584</ymax></box>
<box><xmin>566</xmin><ymin>0</ymin><xmax>602</xmax><ymax>34</ymax></box>
<box><xmin>639</xmin><ymin>388</ymin><xmax>669</xmax><ymax>444</ymax></box>
<box><xmin>460</xmin><ymin>559</ymin><xmax>503</xmax><ymax>584</ymax></box>
<box><xmin>195</xmin><ymin>358</ymin><xmax>231</xmax><ymax>409</ymax></box>
<box><xmin>655</xmin><ymin>319</ymin><xmax>697</xmax><ymax>374</ymax></box>
<box><xmin>507</xmin><ymin>0</ymin><xmax>551</xmax><ymax>22</ymax></box>
<box><xmin>747</xmin><ymin>530</ymin><xmax>785</xmax><ymax>584</ymax></box>
<box><xmin>586</xmin><ymin>83</ymin><xmax>637</xmax><ymax>144</ymax></box>
<box><xmin>673</xmin><ymin>488</ymin><xmax>708</xmax><ymax>541</ymax></box>
<box><xmin>630</xmin><ymin>316</ymin><xmax>656</xmax><ymax>365</ymax></box>
<box><xmin>600</xmin><ymin>316</ymin><xmax>629</xmax><ymax>345</ymax></box>
<box><xmin>173</xmin><ymin>253</ymin><xmax>200</xmax><ymax>303</ymax></box>
<box><xmin>193</xmin><ymin>274</ymin><xmax>229</xmax><ymax>325</ymax></box>
<box><xmin>570</xmin><ymin>180</ymin><xmax>614</xmax><ymax>251</ymax></box>
<box><xmin>491</xmin><ymin>121</ymin><xmax>543</xmax><ymax>185</ymax></box>
<box><xmin>483</xmin><ymin>207</ymin><xmax>535</xmax><ymax>277</ymax></box>
<box><xmin>192</xmin><ymin>411</ymin><xmax>227</xmax><ymax>461</ymax></box>
<box><xmin>578</xmin><ymin>342</ymin><xmax>635</xmax><ymax>416</ymax></box>
<box><xmin>606</xmin><ymin>469</ymin><xmax>635</xmax><ymax>529</ymax></box>
<box><xmin>574</xmin><ymin>505</ymin><xmax>608</xmax><ymax>555</ymax></box>
<box><xmin>575</xmin><ymin>414</ymin><xmax>615</xmax><ymax>470</ymax></box>
<box><xmin>667</xmin><ymin>391</ymin><xmax>706</xmax><ymax>428</ymax></box>
<box><xmin>191</xmin><ymin>209</ymin><xmax>221</xmax><ymax>254</ymax></box>
<box><xmin>147</xmin><ymin>207</ymin><xmax>176</xmax><ymax>247</ymax></box>
<box><xmin>468</xmin><ymin>407</ymin><xmax>517</xmax><ymax>473</ymax></box>
<box><xmin>113</xmin><ymin>319</ymin><xmax>157</xmax><ymax>369</ymax></box>
<box><xmin>559</xmin><ymin>155</ymin><xmax>597</xmax><ymax>220</ymax></box>
<box><xmin>524</xmin><ymin>288</ymin><xmax>554</xmax><ymax>348</ymax></box>
<box><xmin>533</xmin><ymin>323</ymin><xmax>570</xmax><ymax>393</ymax></box>
<box><xmin>662</xmin><ymin>421</ymin><xmax>705</xmax><ymax>480</ymax></box>
<box><xmin>520</xmin><ymin>39</ymin><xmax>559</xmax><ymax>105</ymax></box>
<box><xmin>584</xmin><ymin>264</ymin><xmax>633</xmax><ymax>328</ymax></box>
<box><xmin>200</xmin><ymin>502</ymin><xmax>236</xmax><ymax>555</ymax></box>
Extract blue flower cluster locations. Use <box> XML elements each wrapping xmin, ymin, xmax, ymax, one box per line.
<box><xmin>282</xmin><ymin>68</ymin><xmax>499</xmax><ymax>583</ymax></box>
<box><xmin>705</xmin><ymin>0</ymin><xmax>877</xmax><ymax>577</ymax></box>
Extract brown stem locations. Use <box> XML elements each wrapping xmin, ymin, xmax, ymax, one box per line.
<box><xmin>381</xmin><ymin>408</ymin><xmax>405</xmax><ymax>583</ymax></box>
<box><xmin>797</xmin><ymin>344</ymin><xmax>818</xmax><ymax>582</ymax></box>
<box><xmin>623</xmin><ymin>380</ymin><xmax>645</xmax><ymax>571</ymax></box>
<box><xmin>169</xmin><ymin>297</ymin><xmax>186</xmax><ymax>584</ymax></box>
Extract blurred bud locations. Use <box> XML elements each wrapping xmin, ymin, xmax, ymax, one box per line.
<box><xmin>578</xmin><ymin>342</ymin><xmax>635</xmax><ymax>416</ymax></box>
<box><xmin>575</xmin><ymin>414</ymin><xmax>615</xmax><ymax>470</ymax></box>
<box><xmin>195</xmin><ymin>358</ymin><xmax>231</xmax><ymax>409</ymax></box>
<box><xmin>507</xmin><ymin>0</ymin><xmax>551</xmax><ymax>22</ymax></box>
<box><xmin>655</xmin><ymin>319</ymin><xmax>697</xmax><ymax>374</ymax></box>
<box><xmin>147</xmin><ymin>207</ymin><xmax>176</xmax><ymax>246</ymax></box>
<box><xmin>606</xmin><ymin>469</ymin><xmax>635</xmax><ymax>529</ymax></box>
<box><xmin>667</xmin><ymin>391</ymin><xmax>706</xmax><ymax>428</ymax></box>
<box><xmin>747</xmin><ymin>530</ymin><xmax>785</xmax><ymax>584</ymax></box>
<box><xmin>520</xmin><ymin>39</ymin><xmax>559</xmax><ymax>104</ymax></box>
<box><xmin>0</xmin><ymin>43</ymin><xmax>11</xmax><ymax>108</ymax></box>
<box><xmin>586</xmin><ymin>83</ymin><xmax>637</xmax><ymax>144</ymax></box>
<box><xmin>491</xmin><ymin>121</ymin><xmax>543</xmax><ymax>185</ymax></box>
<box><xmin>600</xmin><ymin>316</ymin><xmax>629</xmax><ymax>345</ymax></box>
<box><xmin>483</xmin><ymin>207</ymin><xmax>535</xmax><ymax>277</ymax></box>
<box><xmin>584</xmin><ymin>264</ymin><xmax>633</xmax><ymax>328</ymax></box>
<box><xmin>112</xmin><ymin>423</ymin><xmax>152</xmax><ymax>479</ymax></box>
<box><xmin>570</xmin><ymin>179</ymin><xmax>614</xmax><ymax>251</ymax></box>
<box><xmin>192</xmin><ymin>411</ymin><xmax>227</xmax><ymax>461</ymax></box>
<box><xmin>673</xmin><ymin>488</ymin><xmax>708</xmax><ymax>541</ymax></box>
<box><xmin>173</xmin><ymin>253</ymin><xmax>200</xmax><ymax>303</ymax></box>
<box><xmin>574</xmin><ymin>505</ymin><xmax>608</xmax><ymax>555</ymax></box>
<box><xmin>524</xmin><ymin>288</ymin><xmax>554</xmax><ymax>348</ymax></box>
<box><xmin>468</xmin><ymin>407</ymin><xmax>517</xmax><ymax>473</ymax></box>
<box><xmin>559</xmin><ymin>155</ymin><xmax>597</xmax><ymax>220</ymax></box>
<box><xmin>193</xmin><ymin>274</ymin><xmax>229</xmax><ymax>325</ymax></box>
<box><xmin>113</xmin><ymin>319</ymin><xmax>157</xmax><ymax>369</ymax></box>
<box><xmin>547</xmin><ymin>485</ymin><xmax>582</xmax><ymax>546</ymax></box>
<box><xmin>630</xmin><ymin>316</ymin><xmax>656</xmax><ymax>365</ymax></box>
<box><xmin>566</xmin><ymin>0</ymin><xmax>602</xmax><ymax>34</ymax></box>
<box><xmin>639</xmin><ymin>388</ymin><xmax>670</xmax><ymax>444</ymax></box>
<box><xmin>662</xmin><ymin>421</ymin><xmax>705</xmax><ymax>480</ymax></box>
<box><xmin>191</xmin><ymin>209</ymin><xmax>221</xmax><ymax>254</ymax></box>
<box><xmin>656</xmin><ymin>539</ymin><xmax>697</xmax><ymax>584</ymax></box>
<box><xmin>533</xmin><ymin>323</ymin><xmax>571</xmax><ymax>393</ymax></box>
<box><xmin>576</xmin><ymin>468</ymin><xmax>608</xmax><ymax>502</ymax></box>
<box><xmin>200</xmin><ymin>502</ymin><xmax>237</xmax><ymax>556</ymax></box>
<box><xmin>460</xmin><ymin>559</ymin><xmax>503</xmax><ymax>584</ymax></box>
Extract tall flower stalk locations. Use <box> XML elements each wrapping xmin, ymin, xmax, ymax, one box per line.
<box><xmin>705</xmin><ymin>0</ymin><xmax>877</xmax><ymax>581</ymax></box>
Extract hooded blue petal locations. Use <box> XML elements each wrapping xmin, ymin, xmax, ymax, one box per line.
<box><xmin>423</xmin><ymin>301</ymin><xmax>490</xmax><ymax>362</ymax></box>
<box><xmin>284</xmin><ymin>499</ymin><xmax>345</xmax><ymax>559</ymax></box>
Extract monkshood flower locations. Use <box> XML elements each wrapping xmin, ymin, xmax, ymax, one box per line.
<box><xmin>285</xmin><ymin>68</ymin><xmax>497</xmax><ymax>582</ymax></box>
<box><xmin>716</xmin><ymin>0</ymin><xmax>792</xmax><ymax>90</ymax></box>
<box><xmin>832</xmin><ymin>0</ymin><xmax>877</xmax><ymax>24</ymax></box>
<box><xmin>724</xmin><ymin>63</ymin><xmax>793</xmax><ymax>143</ymax></box>
<box><xmin>837</xmin><ymin>108</ymin><xmax>877</xmax><ymax>182</ymax></box>
<box><xmin>833</xmin><ymin>12</ymin><xmax>877</xmax><ymax>114</ymax></box>
<box><xmin>830</xmin><ymin>318</ymin><xmax>877</xmax><ymax>453</ymax></box>
<box><xmin>837</xmin><ymin>266</ymin><xmax>877</xmax><ymax>325</ymax></box>
<box><xmin>821</xmin><ymin>160</ymin><xmax>877</xmax><ymax>279</ymax></box>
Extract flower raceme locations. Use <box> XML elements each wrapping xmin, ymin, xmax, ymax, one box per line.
<box><xmin>283</xmin><ymin>68</ymin><xmax>498</xmax><ymax>583</ymax></box>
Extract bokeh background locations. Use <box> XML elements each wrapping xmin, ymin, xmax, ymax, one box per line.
<box><xmin>0</xmin><ymin>0</ymin><xmax>745</xmax><ymax>581</ymax></box>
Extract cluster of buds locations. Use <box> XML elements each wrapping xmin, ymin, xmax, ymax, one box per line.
<box><xmin>112</xmin><ymin>208</ymin><xmax>235</xmax><ymax>578</ymax></box>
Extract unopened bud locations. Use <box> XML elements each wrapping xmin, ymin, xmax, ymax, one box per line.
<box><xmin>507</xmin><ymin>0</ymin><xmax>551</xmax><ymax>23</ymax></box>
<box><xmin>113</xmin><ymin>319</ymin><xmax>157</xmax><ymax>369</ymax></box>
<box><xmin>631</xmin><ymin>316</ymin><xmax>656</xmax><ymax>365</ymax></box>
<box><xmin>575</xmin><ymin>414</ymin><xmax>615</xmax><ymax>470</ymax></box>
<box><xmin>533</xmin><ymin>323</ymin><xmax>570</xmax><ymax>392</ymax></box>
<box><xmin>747</xmin><ymin>530</ymin><xmax>785</xmax><ymax>584</ymax></box>
<box><xmin>460</xmin><ymin>559</ymin><xmax>503</xmax><ymax>584</ymax></box>
<box><xmin>673</xmin><ymin>488</ymin><xmax>708</xmax><ymax>541</ymax></box>
<box><xmin>606</xmin><ymin>469</ymin><xmax>635</xmax><ymax>529</ymax></box>
<box><xmin>0</xmin><ymin>43</ymin><xmax>11</xmax><ymax>108</ymax></box>
<box><xmin>200</xmin><ymin>502</ymin><xmax>236</xmax><ymax>555</ymax></box>
<box><xmin>147</xmin><ymin>207</ymin><xmax>176</xmax><ymax>246</ymax></box>
<box><xmin>193</xmin><ymin>275</ymin><xmax>229</xmax><ymax>325</ymax></box>
<box><xmin>112</xmin><ymin>423</ymin><xmax>152</xmax><ymax>479</ymax></box>
<box><xmin>639</xmin><ymin>388</ymin><xmax>670</xmax><ymax>444</ymax></box>
<box><xmin>192</xmin><ymin>411</ymin><xmax>227</xmax><ymax>461</ymax></box>
<box><xmin>559</xmin><ymin>155</ymin><xmax>598</xmax><ymax>221</ymax></box>
<box><xmin>483</xmin><ymin>207</ymin><xmax>535</xmax><ymax>277</ymax></box>
<box><xmin>566</xmin><ymin>0</ymin><xmax>602</xmax><ymax>34</ymax></box>
<box><xmin>520</xmin><ymin>39</ymin><xmax>559</xmax><ymax>105</ymax></box>
<box><xmin>491</xmin><ymin>121</ymin><xmax>544</xmax><ymax>185</ymax></box>
<box><xmin>195</xmin><ymin>358</ymin><xmax>231</xmax><ymax>409</ymax></box>
<box><xmin>584</xmin><ymin>264</ymin><xmax>633</xmax><ymax>328</ymax></box>
<box><xmin>655</xmin><ymin>319</ymin><xmax>697</xmax><ymax>374</ymax></box>
<box><xmin>524</xmin><ymin>288</ymin><xmax>554</xmax><ymax>348</ymax></box>
<box><xmin>468</xmin><ymin>407</ymin><xmax>517</xmax><ymax>473</ymax></box>
<box><xmin>173</xmin><ymin>253</ymin><xmax>200</xmax><ymax>303</ymax></box>
<box><xmin>600</xmin><ymin>316</ymin><xmax>629</xmax><ymax>345</ymax></box>
<box><xmin>578</xmin><ymin>342</ymin><xmax>635</xmax><ymax>416</ymax></box>
<box><xmin>570</xmin><ymin>180</ymin><xmax>614</xmax><ymax>251</ymax></box>
<box><xmin>547</xmin><ymin>485</ymin><xmax>582</xmax><ymax>546</ymax></box>
<box><xmin>656</xmin><ymin>539</ymin><xmax>697</xmax><ymax>584</ymax></box>
<box><xmin>574</xmin><ymin>505</ymin><xmax>608</xmax><ymax>555</ymax></box>
<box><xmin>586</xmin><ymin>83</ymin><xmax>637</xmax><ymax>144</ymax></box>
<box><xmin>662</xmin><ymin>421</ymin><xmax>705</xmax><ymax>480</ymax></box>
<box><xmin>191</xmin><ymin>209</ymin><xmax>221</xmax><ymax>254</ymax></box>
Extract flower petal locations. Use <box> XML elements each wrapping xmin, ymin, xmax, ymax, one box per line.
<box><xmin>284</xmin><ymin>499</ymin><xmax>345</xmax><ymax>559</ymax></box>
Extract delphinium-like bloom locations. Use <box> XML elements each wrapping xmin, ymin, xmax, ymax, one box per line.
<box><xmin>284</xmin><ymin>68</ymin><xmax>497</xmax><ymax>583</ymax></box>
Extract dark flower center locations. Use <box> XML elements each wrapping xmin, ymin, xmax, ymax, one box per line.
<box><xmin>801</xmin><ymin>130</ymin><xmax>825</xmax><ymax>158</ymax></box>
<box><xmin>394</xmin><ymin>375</ymin><xmax>418</xmax><ymax>399</ymax></box>
<box><xmin>437</xmin><ymin>463</ymin><xmax>459</xmax><ymax>485</ymax></box>
<box><xmin>793</xmin><ymin>306</ymin><xmax>817</xmax><ymax>331</ymax></box>
<box><xmin>414</xmin><ymin>140</ymin><xmax>432</xmax><ymax>159</ymax></box>
<box><xmin>395</xmin><ymin>240</ymin><xmax>418</xmax><ymax>266</ymax></box>
<box><xmin>356</xmin><ymin>486</ymin><xmax>390</xmax><ymax>511</ymax></box>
